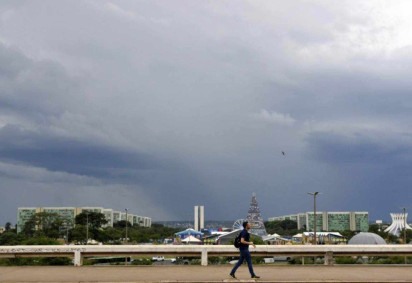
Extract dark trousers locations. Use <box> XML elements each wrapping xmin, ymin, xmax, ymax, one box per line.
<box><xmin>230</xmin><ymin>248</ymin><xmax>255</xmax><ymax>276</ymax></box>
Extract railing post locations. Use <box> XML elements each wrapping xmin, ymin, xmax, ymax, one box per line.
<box><xmin>201</xmin><ymin>248</ymin><xmax>208</xmax><ymax>266</ymax></box>
<box><xmin>324</xmin><ymin>251</ymin><xmax>334</xmax><ymax>265</ymax></box>
<box><xmin>74</xmin><ymin>250</ymin><xmax>83</xmax><ymax>266</ymax></box>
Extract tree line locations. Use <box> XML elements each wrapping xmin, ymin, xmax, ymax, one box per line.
<box><xmin>3</xmin><ymin>215</ymin><xmax>412</xmax><ymax>246</ymax></box>
<box><xmin>0</xmin><ymin>211</ymin><xmax>179</xmax><ymax>246</ymax></box>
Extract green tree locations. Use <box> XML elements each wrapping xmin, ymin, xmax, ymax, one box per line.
<box><xmin>69</xmin><ymin>225</ymin><xmax>87</xmax><ymax>244</ymax></box>
<box><xmin>265</xmin><ymin>220</ymin><xmax>302</xmax><ymax>236</ymax></box>
<box><xmin>21</xmin><ymin>212</ymin><xmax>63</xmax><ymax>239</ymax></box>
<box><xmin>96</xmin><ymin>227</ymin><xmax>123</xmax><ymax>244</ymax></box>
<box><xmin>385</xmin><ymin>233</ymin><xmax>399</xmax><ymax>244</ymax></box>
<box><xmin>368</xmin><ymin>224</ymin><xmax>387</xmax><ymax>238</ymax></box>
<box><xmin>280</xmin><ymin>219</ymin><xmax>297</xmax><ymax>230</ymax></box>
<box><xmin>5</xmin><ymin>222</ymin><xmax>12</xmax><ymax>232</ymax></box>
<box><xmin>125</xmin><ymin>224</ymin><xmax>179</xmax><ymax>244</ymax></box>
<box><xmin>22</xmin><ymin>236</ymin><xmax>61</xmax><ymax>245</ymax></box>
<box><xmin>75</xmin><ymin>212</ymin><xmax>108</xmax><ymax>229</ymax></box>
<box><xmin>406</xmin><ymin>229</ymin><xmax>412</xmax><ymax>244</ymax></box>
<box><xmin>74</xmin><ymin>212</ymin><xmax>108</xmax><ymax>242</ymax></box>
<box><xmin>340</xmin><ymin>230</ymin><xmax>356</xmax><ymax>240</ymax></box>
<box><xmin>0</xmin><ymin>232</ymin><xmax>25</xmax><ymax>245</ymax></box>
<box><xmin>113</xmin><ymin>220</ymin><xmax>131</xmax><ymax>228</ymax></box>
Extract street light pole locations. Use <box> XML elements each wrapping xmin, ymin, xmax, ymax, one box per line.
<box><xmin>308</xmin><ymin>192</ymin><xmax>319</xmax><ymax>245</ymax></box>
<box><xmin>65</xmin><ymin>222</ymin><xmax>69</xmax><ymax>244</ymax></box>
<box><xmin>403</xmin><ymin>207</ymin><xmax>407</xmax><ymax>245</ymax></box>
<box><xmin>401</xmin><ymin>207</ymin><xmax>407</xmax><ymax>264</ymax></box>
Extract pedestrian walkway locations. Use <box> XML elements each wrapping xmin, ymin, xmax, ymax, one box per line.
<box><xmin>1</xmin><ymin>265</ymin><xmax>412</xmax><ymax>282</ymax></box>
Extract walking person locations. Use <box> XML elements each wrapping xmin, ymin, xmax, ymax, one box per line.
<box><xmin>230</xmin><ymin>221</ymin><xmax>260</xmax><ymax>279</ymax></box>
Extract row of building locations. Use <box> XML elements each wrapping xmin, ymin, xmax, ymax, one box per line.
<box><xmin>268</xmin><ymin>211</ymin><xmax>369</xmax><ymax>232</ymax></box>
<box><xmin>17</xmin><ymin>207</ymin><xmax>152</xmax><ymax>233</ymax></box>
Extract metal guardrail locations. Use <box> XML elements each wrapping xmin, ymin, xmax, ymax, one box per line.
<box><xmin>1</xmin><ymin>245</ymin><xmax>412</xmax><ymax>266</ymax></box>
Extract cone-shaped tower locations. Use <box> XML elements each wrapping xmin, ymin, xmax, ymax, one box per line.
<box><xmin>245</xmin><ymin>193</ymin><xmax>267</xmax><ymax>236</ymax></box>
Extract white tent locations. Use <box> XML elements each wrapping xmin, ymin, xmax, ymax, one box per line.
<box><xmin>262</xmin><ymin>233</ymin><xmax>281</xmax><ymax>241</ymax></box>
<box><xmin>181</xmin><ymin>235</ymin><xmax>201</xmax><ymax>244</ymax></box>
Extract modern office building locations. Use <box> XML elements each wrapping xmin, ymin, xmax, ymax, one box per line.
<box><xmin>194</xmin><ymin>205</ymin><xmax>205</xmax><ymax>231</ymax></box>
<box><xmin>268</xmin><ymin>211</ymin><xmax>369</xmax><ymax>232</ymax></box>
<box><xmin>17</xmin><ymin>207</ymin><xmax>151</xmax><ymax>233</ymax></box>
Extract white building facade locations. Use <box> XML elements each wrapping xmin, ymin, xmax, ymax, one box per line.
<box><xmin>17</xmin><ymin>206</ymin><xmax>151</xmax><ymax>233</ymax></box>
<box><xmin>194</xmin><ymin>205</ymin><xmax>204</xmax><ymax>231</ymax></box>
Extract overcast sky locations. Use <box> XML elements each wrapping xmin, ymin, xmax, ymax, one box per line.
<box><xmin>1</xmin><ymin>1</ymin><xmax>412</xmax><ymax>225</ymax></box>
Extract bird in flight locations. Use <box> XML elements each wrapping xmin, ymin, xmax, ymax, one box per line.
<box><xmin>281</xmin><ymin>151</ymin><xmax>285</xmax><ymax>156</ymax></box>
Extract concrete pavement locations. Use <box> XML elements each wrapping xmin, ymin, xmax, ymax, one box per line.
<box><xmin>1</xmin><ymin>265</ymin><xmax>412</xmax><ymax>283</ymax></box>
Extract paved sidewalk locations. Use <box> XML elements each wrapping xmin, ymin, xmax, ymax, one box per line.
<box><xmin>1</xmin><ymin>265</ymin><xmax>412</xmax><ymax>283</ymax></box>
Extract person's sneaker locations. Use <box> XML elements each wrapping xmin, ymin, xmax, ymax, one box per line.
<box><xmin>251</xmin><ymin>275</ymin><xmax>260</xmax><ymax>279</ymax></box>
<box><xmin>229</xmin><ymin>274</ymin><xmax>237</xmax><ymax>279</ymax></box>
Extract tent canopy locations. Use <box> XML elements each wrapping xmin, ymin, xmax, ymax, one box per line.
<box><xmin>181</xmin><ymin>235</ymin><xmax>201</xmax><ymax>243</ymax></box>
<box><xmin>175</xmin><ymin>228</ymin><xmax>203</xmax><ymax>239</ymax></box>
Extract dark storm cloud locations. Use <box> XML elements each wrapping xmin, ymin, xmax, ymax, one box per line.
<box><xmin>0</xmin><ymin>123</ymin><xmax>210</xmax><ymax>199</ymax></box>
<box><xmin>0</xmin><ymin>124</ymin><xmax>158</xmax><ymax>178</ymax></box>
<box><xmin>304</xmin><ymin>130</ymin><xmax>412</xmax><ymax>219</ymax></box>
<box><xmin>1</xmin><ymin>1</ymin><xmax>412</xmax><ymax>224</ymax></box>
<box><xmin>305</xmin><ymin>131</ymin><xmax>412</xmax><ymax>164</ymax></box>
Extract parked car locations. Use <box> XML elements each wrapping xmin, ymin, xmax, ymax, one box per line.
<box><xmin>263</xmin><ymin>256</ymin><xmax>292</xmax><ymax>263</ymax></box>
<box><xmin>152</xmin><ymin>256</ymin><xmax>165</xmax><ymax>261</ymax></box>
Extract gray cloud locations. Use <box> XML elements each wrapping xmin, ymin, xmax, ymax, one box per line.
<box><xmin>1</xmin><ymin>1</ymin><xmax>412</xmax><ymax>225</ymax></box>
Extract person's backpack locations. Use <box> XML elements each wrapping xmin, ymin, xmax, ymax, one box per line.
<box><xmin>234</xmin><ymin>233</ymin><xmax>241</xmax><ymax>248</ymax></box>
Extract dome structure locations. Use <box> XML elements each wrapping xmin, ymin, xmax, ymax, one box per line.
<box><xmin>348</xmin><ymin>232</ymin><xmax>386</xmax><ymax>245</ymax></box>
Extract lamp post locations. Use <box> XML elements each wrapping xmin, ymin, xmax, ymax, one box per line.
<box><xmin>402</xmin><ymin>207</ymin><xmax>407</xmax><ymax>245</ymax></box>
<box><xmin>400</xmin><ymin>207</ymin><xmax>408</xmax><ymax>264</ymax></box>
<box><xmin>63</xmin><ymin>221</ymin><xmax>70</xmax><ymax>245</ymax></box>
<box><xmin>308</xmin><ymin>192</ymin><xmax>319</xmax><ymax>245</ymax></box>
<box><xmin>125</xmin><ymin>208</ymin><xmax>128</xmax><ymax>244</ymax></box>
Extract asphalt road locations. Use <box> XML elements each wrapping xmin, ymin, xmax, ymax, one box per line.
<box><xmin>1</xmin><ymin>265</ymin><xmax>412</xmax><ymax>282</ymax></box>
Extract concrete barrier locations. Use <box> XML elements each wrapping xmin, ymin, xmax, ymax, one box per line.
<box><xmin>1</xmin><ymin>244</ymin><xmax>412</xmax><ymax>266</ymax></box>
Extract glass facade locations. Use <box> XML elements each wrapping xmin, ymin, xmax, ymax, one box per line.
<box><xmin>43</xmin><ymin>207</ymin><xmax>75</xmax><ymax>223</ymax></box>
<box><xmin>355</xmin><ymin>213</ymin><xmax>369</xmax><ymax>231</ymax></box>
<box><xmin>268</xmin><ymin>214</ymin><xmax>298</xmax><ymax>222</ymax></box>
<box><xmin>17</xmin><ymin>208</ymin><xmax>37</xmax><ymax>233</ymax></box>
<box><xmin>328</xmin><ymin>213</ymin><xmax>350</xmax><ymax>231</ymax></box>
<box><xmin>17</xmin><ymin>207</ymin><xmax>151</xmax><ymax>233</ymax></box>
<box><xmin>102</xmin><ymin>209</ymin><xmax>113</xmax><ymax>227</ymax></box>
<box><xmin>113</xmin><ymin>211</ymin><xmax>121</xmax><ymax>223</ymax></box>
<box><xmin>307</xmin><ymin>213</ymin><xmax>324</xmax><ymax>232</ymax></box>
<box><xmin>269</xmin><ymin>211</ymin><xmax>369</xmax><ymax>232</ymax></box>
